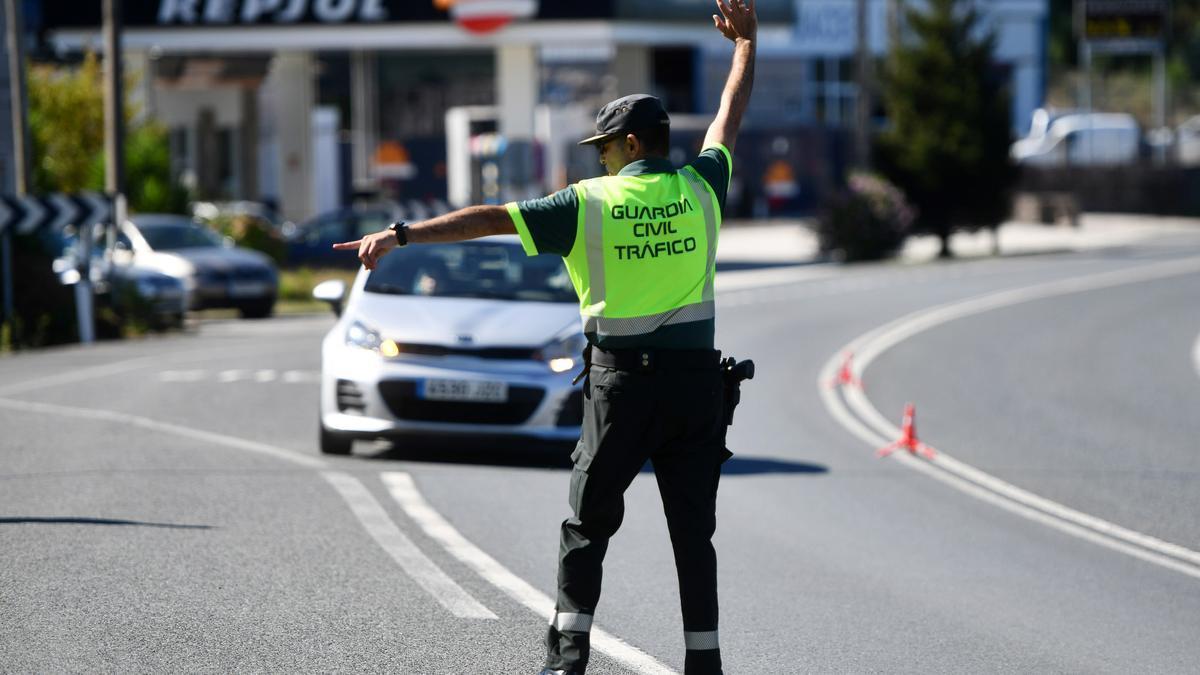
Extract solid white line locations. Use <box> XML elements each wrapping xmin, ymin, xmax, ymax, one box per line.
<box><xmin>381</xmin><ymin>471</ymin><xmax>678</xmax><ymax>675</ymax></box>
<box><xmin>0</xmin><ymin>396</ymin><xmax>326</xmax><ymax>469</ymax></box>
<box><xmin>818</xmin><ymin>255</ymin><xmax>1200</xmax><ymax>579</ymax></box>
<box><xmin>1193</xmin><ymin>331</ymin><xmax>1200</xmax><ymax>382</ymax></box>
<box><xmin>322</xmin><ymin>471</ymin><xmax>497</xmax><ymax>620</ymax></box>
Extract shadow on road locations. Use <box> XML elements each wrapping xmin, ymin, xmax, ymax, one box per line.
<box><xmin>359</xmin><ymin>437</ymin><xmax>828</xmax><ymax>476</ymax></box>
<box><xmin>0</xmin><ymin>516</ymin><xmax>212</xmax><ymax>529</ymax></box>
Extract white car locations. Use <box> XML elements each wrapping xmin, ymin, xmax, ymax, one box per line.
<box><xmin>1011</xmin><ymin>112</ymin><xmax>1141</xmax><ymax>167</ymax></box>
<box><xmin>313</xmin><ymin>236</ymin><xmax>586</xmax><ymax>455</ymax></box>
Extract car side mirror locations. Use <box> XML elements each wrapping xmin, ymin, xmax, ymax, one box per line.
<box><xmin>312</xmin><ymin>279</ymin><xmax>346</xmax><ymax>316</ymax></box>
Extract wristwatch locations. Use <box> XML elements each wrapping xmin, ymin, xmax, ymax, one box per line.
<box><xmin>388</xmin><ymin>221</ymin><xmax>409</xmax><ymax>247</ymax></box>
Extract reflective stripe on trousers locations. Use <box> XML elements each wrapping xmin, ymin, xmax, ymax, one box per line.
<box><xmin>550</xmin><ymin>611</ymin><xmax>593</xmax><ymax>633</ymax></box>
<box><xmin>685</xmin><ymin>630</ymin><xmax>720</xmax><ymax>650</ymax></box>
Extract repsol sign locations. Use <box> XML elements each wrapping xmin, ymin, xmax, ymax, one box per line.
<box><xmin>156</xmin><ymin>0</ymin><xmax>392</xmax><ymax>24</ymax></box>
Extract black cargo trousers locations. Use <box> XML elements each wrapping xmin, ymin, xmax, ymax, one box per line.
<box><xmin>546</xmin><ymin>351</ymin><xmax>730</xmax><ymax>675</ymax></box>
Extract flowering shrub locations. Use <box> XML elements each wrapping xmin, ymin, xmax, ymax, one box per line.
<box><xmin>816</xmin><ymin>172</ymin><xmax>916</xmax><ymax>262</ymax></box>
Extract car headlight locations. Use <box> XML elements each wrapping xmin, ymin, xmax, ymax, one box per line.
<box><xmin>345</xmin><ymin>320</ymin><xmax>382</xmax><ymax>352</ymax></box>
<box><xmin>537</xmin><ymin>331</ymin><xmax>588</xmax><ymax>374</ymax></box>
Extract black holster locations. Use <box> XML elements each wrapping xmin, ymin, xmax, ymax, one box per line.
<box><xmin>720</xmin><ymin>356</ymin><xmax>755</xmax><ymax>426</ymax></box>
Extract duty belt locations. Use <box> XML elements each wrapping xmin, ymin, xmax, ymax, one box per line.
<box><xmin>576</xmin><ymin>344</ymin><xmax>721</xmax><ymax>382</ymax></box>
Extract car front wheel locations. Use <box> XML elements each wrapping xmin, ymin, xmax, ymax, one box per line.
<box><xmin>320</xmin><ymin>425</ymin><xmax>353</xmax><ymax>455</ymax></box>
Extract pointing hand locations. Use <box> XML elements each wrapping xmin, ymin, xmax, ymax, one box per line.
<box><xmin>331</xmin><ymin>230</ymin><xmax>398</xmax><ymax>271</ymax></box>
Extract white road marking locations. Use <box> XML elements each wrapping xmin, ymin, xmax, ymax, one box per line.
<box><xmin>156</xmin><ymin>369</ymin><xmax>321</xmax><ymax>384</ymax></box>
<box><xmin>0</xmin><ymin>396</ymin><xmax>503</xmax><ymax>620</ymax></box>
<box><xmin>0</xmin><ymin>347</ymin><xmax>243</xmax><ymax>396</ymax></box>
<box><xmin>381</xmin><ymin>471</ymin><xmax>678</xmax><ymax>675</ymax></box>
<box><xmin>0</xmin><ymin>397</ymin><xmax>325</xmax><ymax>469</ymax></box>
<box><xmin>1193</xmin><ymin>331</ymin><xmax>1200</xmax><ymax>382</ymax></box>
<box><xmin>159</xmin><ymin>370</ymin><xmax>207</xmax><ymax>382</ymax></box>
<box><xmin>282</xmin><ymin>369</ymin><xmax>321</xmax><ymax>383</ymax></box>
<box><xmin>322</xmin><ymin>471</ymin><xmax>497</xmax><ymax>620</ymax></box>
<box><xmin>818</xmin><ymin>255</ymin><xmax>1200</xmax><ymax>580</ymax></box>
<box><xmin>217</xmin><ymin>369</ymin><xmax>249</xmax><ymax>383</ymax></box>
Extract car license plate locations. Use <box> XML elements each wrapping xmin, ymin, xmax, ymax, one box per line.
<box><xmin>229</xmin><ymin>281</ymin><xmax>269</xmax><ymax>298</ymax></box>
<box><xmin>421</xmin><ymin>379</ymin><xmax>508</xmax><ymax>403</ymax></box>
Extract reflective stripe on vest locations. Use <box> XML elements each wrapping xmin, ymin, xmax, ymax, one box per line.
<box><xmin>573</xmin><ymin>169</ymin><xmax>720</xmax><ymax>339</ymax></box>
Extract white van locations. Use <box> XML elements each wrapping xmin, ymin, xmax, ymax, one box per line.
<box><xmin>1011</xmin><ymin>112</ymin><xmax>1141</xmax><ymax>167</ymax></box>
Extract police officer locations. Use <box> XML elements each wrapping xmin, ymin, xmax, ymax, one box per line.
<box><xmin>334</xmin><ymin>2</ymin><xmax>756</xmax><ymax>672</ymax></box>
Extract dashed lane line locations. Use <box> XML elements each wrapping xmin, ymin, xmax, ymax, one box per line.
<box><xmin>0</xmin><ymin>395</ymin><xmax>678</xmax><ymax>666</ymax></box>
<box><xmin>0</xmin><ymin>399</ymin><xmax>501</xmax><ymax>620</ymax></box>
<box><xmin>382</xmin><ymin>471</ymin><xmax>678</xmax><ymax>675</ymax></box>
<box><xmin>818</xmin><ymin>255</ymin><xmax>1200</xmax><ymax>580</ymax></box>
<box><xmin>0</xmin><ymin>397</ymin><xmax>326</xmax><ymax>469</ymax></box>
<box><xmin>323</xmin><ymin>471</ymin><xmax>497</xmax><ymax>620</ymax></box>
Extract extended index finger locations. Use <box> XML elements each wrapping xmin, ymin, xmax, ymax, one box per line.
<box><xmin>331</xmin><ymin>239</ymin><xmax>363</xmax><ymax>250</ymax></box>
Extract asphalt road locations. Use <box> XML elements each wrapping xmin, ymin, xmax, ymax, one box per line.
<box><xmin>3</xmin><ymin>229</ymin><xmax>1200</xmax><ymax>673</ymax></box>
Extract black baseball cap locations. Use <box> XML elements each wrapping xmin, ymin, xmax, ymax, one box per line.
<box><xmin>578</xmin><ymin>94</ymin><xmax>671</xmax><ymax>146</ymax></box>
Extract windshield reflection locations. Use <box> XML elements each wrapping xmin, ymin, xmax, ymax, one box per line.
<box><xmin>365</xmin><ymin>242</ymin><xmax>576</xmax><ymax>303</ymax></box>
<box><xmin>140</xmin><ymin>224</ymin><xmax>225</xmax><ymax>250</ymax></box>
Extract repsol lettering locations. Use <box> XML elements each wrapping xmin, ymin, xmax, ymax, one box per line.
<box><xmin>610</xmin><ymin>197</ymin><xmax>693</xmax><ymax>221</ymax></box>
<box><xmin>157</xmin><ymin>0</ymin><xmax>389</xmax><ymax>25</ymax></box>
<box><xmin>615</xmin><ymin>237</ymin><xmax>698</xmax><ymax>260</ymax></box>
<box><xmin>633</xmin><ymin>222</ymin><xmax>678</xmax><ymax>237</ymax></box>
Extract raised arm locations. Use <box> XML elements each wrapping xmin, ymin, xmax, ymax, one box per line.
<box><xmin>704</xmin><ymin>0</ymin><xmax>757</xmax><ymax>155</ymax></box>
<box><xmin>332</xmin><ymin>205</ymin><xmax>515</xmax><ymax>270</ymax></box>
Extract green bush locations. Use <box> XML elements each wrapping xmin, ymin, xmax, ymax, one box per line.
<box><xmin>816</xmin><ymin>172</ymin><xmax>914</xmax><ymax>262</ymax></box>
<box><xmin>278</xmin><ymin>267</ymin><xmax>358</xmax><ymax>303</ymax></box>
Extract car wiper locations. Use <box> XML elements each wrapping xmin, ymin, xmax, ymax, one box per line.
<box><xmin>364</xmin><ymin>283</ymin><xmax>411</xmax><ymax>295</ymax></box>
<box><xmin>460</xmin><ymin>290</ymin><xmax>518</xmax><ymax>300</ymax></box>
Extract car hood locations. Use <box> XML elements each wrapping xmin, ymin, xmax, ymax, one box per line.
<box><xmin>166</xmin><ymin>246</ymin><xmax>274</xmax><ymax>270</ymax></box>
<box><xmin>138</xmin><ymin>247</ymin><xmax>275</xmax><ymax>275</ymax></box>
<box><xmin>349</xmin><ymin>292</ymin><xmax>580</xmax><ymax>348</ymax></box>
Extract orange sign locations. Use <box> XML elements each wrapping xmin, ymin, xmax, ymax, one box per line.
<box><xmin>373</xmin><ymin>141</ymin><xmax>416</xmax><ymax>179</ymax></box>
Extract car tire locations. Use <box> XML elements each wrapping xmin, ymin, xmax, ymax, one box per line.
<box><xmin>320</xmin><ymin>425</ymin><xmax>353</xmax><ymax>455</ymax></box>
<box><xmin>238</xmin><ymin>298</ymin><xmax>275</xmax><ymax>319</ymax></box>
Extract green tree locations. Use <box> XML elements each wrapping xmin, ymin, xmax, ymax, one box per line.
<box><xmin>876</xmin><ymin>0</ymin><xmax>1017</xmax><ymax>257</ymax></box>
<box><xmin>28</xmin><ymin>52</ymin><xmax>105</xmax><ymax>194</ymax></box>
<box><xmin>28</xmin><ymin>52</ymin><xmax>188</xmax><ymax>213</ymax></box>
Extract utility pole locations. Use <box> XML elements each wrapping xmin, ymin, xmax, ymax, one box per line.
<box><xmin>89</xmin><ymin>0</ymin><xmax>126</xmax><ymax>345</ymax></box>
<box><xmin>854</xmin><ymin>0</ymin><xmax>873</xmax><ymax>170</ymax></box>
<box><xmin>2</xmin><ymin>0</ymin><xmax>28</xmax><ymax>326</ymax></box>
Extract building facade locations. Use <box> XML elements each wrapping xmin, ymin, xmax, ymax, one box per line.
<box><xmin>41</xmin><ymin>0</ymin><xmax>1047</xmax><ymax>222</ymax></box>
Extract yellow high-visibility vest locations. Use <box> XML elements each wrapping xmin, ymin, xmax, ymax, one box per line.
<box><xmin>560</xmin><ymin>164</ymin><xmax>721</xmax><ymax>340</ymax></box>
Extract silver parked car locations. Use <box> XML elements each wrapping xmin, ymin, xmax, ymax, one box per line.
<box><xmin>113</xmin><ymin>214</ymin><xmax>279</xmax><ymax>318</ymax></box>
<box><xmin>312</xmin><ymin>236</ymin><xmax>585</xmax><ymax>455</ymax></box>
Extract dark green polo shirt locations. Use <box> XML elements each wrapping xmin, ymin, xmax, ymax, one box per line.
<box><xmin>509</xmin><ymin>145</ymin><xmax>732</xmax><ymax>350</ymax></box>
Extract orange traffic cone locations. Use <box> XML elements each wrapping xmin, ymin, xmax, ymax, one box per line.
<box><xmin>877</xmin><ymin>403</ymin><xmax>936</xmax><ymax>459</ymax></box>
<box><xmin>827</xmin><ymin>352</ymin><xmax>862</xmax><ymax>389</ymax></box>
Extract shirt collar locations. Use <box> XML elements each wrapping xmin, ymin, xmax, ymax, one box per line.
<box><xmin>617</xmin><ymin>157</ymin><xmax>675</xmax><ymax>177</ymax></box>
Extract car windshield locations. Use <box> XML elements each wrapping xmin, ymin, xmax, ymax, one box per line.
<box><xmin>365</xmin><ymin>241</ymin><xmax>576</xmax><ymax>303</ymax></box>
<box><xmin>138</xmin><ymin>222</ymin><xmax>225</xmax><ymax>250</ymax></box>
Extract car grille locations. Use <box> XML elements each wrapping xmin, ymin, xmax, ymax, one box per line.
<box><xmin>377</xmin><ymin>380</ymin><xmax>544</xmax><ymax>425</ymax></box>
<box><xmin>336</xmin><ymin>379</ymin><xmax>366</xmax><ymax>413</ymax></box>
<box><xmin>555</xmin><ymin>389</ymin><xmax>584</xmax><ymax>427</ymax></box>
<box><xmin>387</xmin><ymin>343</ymin><xmax>539</xmax><ymax>360</ymax></box>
